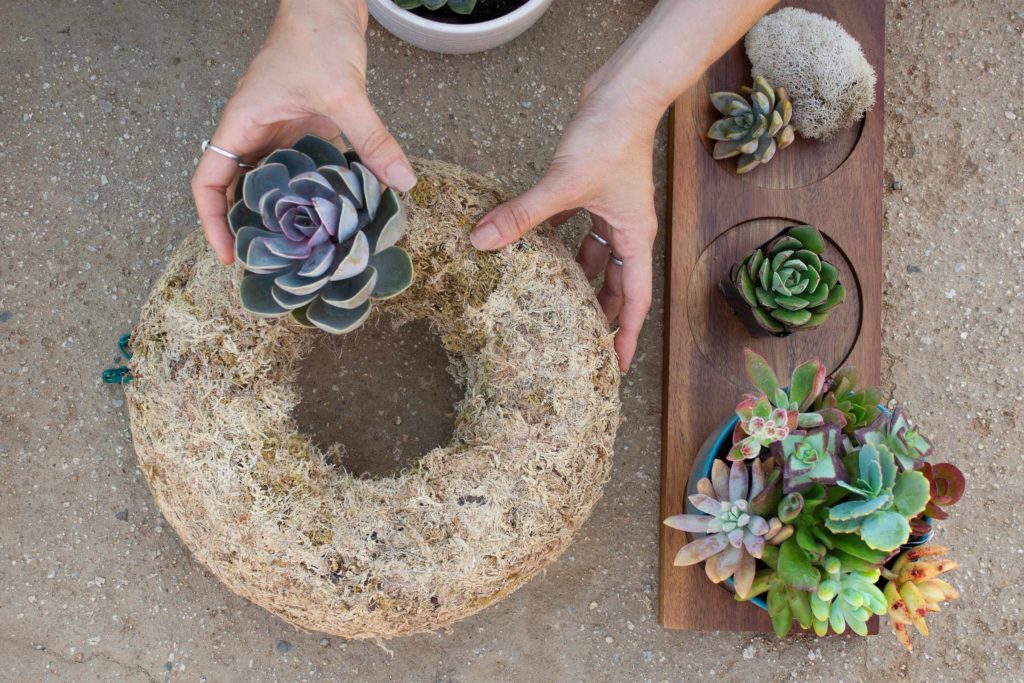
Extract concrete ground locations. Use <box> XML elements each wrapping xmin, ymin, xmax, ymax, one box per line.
<box><xmin>1</xmin><ymin>0</ymin><xmax>1021</xmax><ymax>681</ymax></box>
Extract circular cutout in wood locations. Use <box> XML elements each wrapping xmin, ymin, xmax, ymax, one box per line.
<box><xmin>691</xmin><ymin>41</ymin><xmax>864</xmax><ymax>190</ymax></box>
<box><xmin>688</xmin><ymin>217</ymin><xmax>861</xmax><ymax>390</ymax></box>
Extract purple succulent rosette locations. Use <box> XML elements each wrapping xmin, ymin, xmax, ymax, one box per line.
<box><xmin>228</xmin><ymin>135</ymin><xmax>412</xmax><ymax>334</ymax></box>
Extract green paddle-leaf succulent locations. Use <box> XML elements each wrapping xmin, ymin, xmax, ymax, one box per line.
<box><xmin>825</xmin><ymin>443</ymin><xmax>930</xmax><ymax>551</ymax></box>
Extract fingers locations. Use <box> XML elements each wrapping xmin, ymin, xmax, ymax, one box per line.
<box><xmin>329</xmin><ymin>94</ymin><xmax>416</xmax><ymax>192</ymax></box>
<box><xmin>597</xmin><ymin>258</ymin><xmax>624</xmax><ymax>321</ymax></box>
<box><xmin>614</xmin><ymin>253</ymin><xmax>654</xmax><ymax>372</ymax></box>
<box><xmin>470</xmin><ymin>178</ymin><xmax>570</xmax><ymax>251</ymax></box>
<box><xmin>576</xmin><ymin>214</ymin><xmax>611</xmax><ymax>280</ymax></box>
<box><xmin>192</xmin><ymin>147</ymin><xmax>244</xmax><ymax>265</ymax></box>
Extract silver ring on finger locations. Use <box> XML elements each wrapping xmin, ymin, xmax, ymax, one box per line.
<box><xmin>587</xmin><ymin>230</ymin><xmax>611</xmax><ymax>248</ymax></box>
<box><xmin>609</xmin><ymin>253</ymin><xmax>624</xmax><ymax>267</ymax></box>
<box><xmin>201</xmin><ymin>139</ymin><xmax>255</xmax><ymax>168</ymax></box>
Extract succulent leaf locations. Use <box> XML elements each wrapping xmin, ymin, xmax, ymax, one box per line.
<box><xmin>292</xmin><ymin>134</ymin><xmax>347</xmax><ymax>167</ymax></box>
<box><xmin>242</xmin><ymin>163</ymin><xmax>291</xmax><ymax>212</ymax></box>
<box><xmin>239</xmin><ymin>272</ymin><xmax>288</xmax><ymax>317</ymax></box>
<box><xmin>305</xmin><ymin>298</ymin><xmax>371</xmax><ymax>334</ymax></box>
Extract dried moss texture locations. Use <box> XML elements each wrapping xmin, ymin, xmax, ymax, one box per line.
<box><xmin>745</xmin><ymin>7</ymin><xmax>877</xmax><ymax>140</ymax></box>
<box><xmin>125</xmin><ymin>160</ymin><xmax>621</xmax><ymax>639</ymax></box>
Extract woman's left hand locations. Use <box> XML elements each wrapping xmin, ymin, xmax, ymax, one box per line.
<box><xmin>469</xmin><ymin>82</ymin><xmax>661</xmax><ymax>373</ymax></box>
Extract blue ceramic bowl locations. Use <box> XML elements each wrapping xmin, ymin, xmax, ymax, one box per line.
<box><xmin>683</xmin><ymin>408</ymin><xmax>933</xmax><ymax>611</ymax></box>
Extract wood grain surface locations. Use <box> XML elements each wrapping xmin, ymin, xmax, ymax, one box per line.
<box><xmin>660</xmin><ymin>0</ymin><xmax>885</xmax><ymax>632</ymax></box>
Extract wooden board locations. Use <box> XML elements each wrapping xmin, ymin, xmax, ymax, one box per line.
<box><xmin>659</xmin><ymin>0</ymin><xmax>885</xmax><ymax>632</ymax></box>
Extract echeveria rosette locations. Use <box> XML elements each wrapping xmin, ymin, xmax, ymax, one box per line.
<box><xmin>664</xmin><ymin>458</ymin><xmax>786</xmax><ymax>599</ymax></box>
<box><xmin>739</xmin><ymin>349</ymin><xmax>829</xmax><ymax>430</ymax></box>
<box><xmin>854</xmin><ymin>407</ymin><xmax>934</xmax><ymax>472</ymax></box>
<box><xmin>708</xmin><ymin>75</ymin><xmax>795</xmax><ymax>174</ymax></box>
<box><xmin>730</xmin><ymin>225</ymin><xmax>846</xmax><ymax>336</ymax></box>
<box><xmin>229</xmin><ymin>135</ymin><xmax>413</xmax><ymax>334</ymax></box>
<box><xmin>770</xmin><ymin>425</ymin><xmax>847</xmax><ymax>494</ymax></box>
<box><xmin>825</xmin><ymin>443</ymin><xmax>931</xmax><ymax>552</ymax></box>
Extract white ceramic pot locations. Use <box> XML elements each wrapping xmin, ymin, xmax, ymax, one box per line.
<box><xmin>367</xmin><ymin>0</ymin><xmax>555</xmax><ymax>54</ymax></box>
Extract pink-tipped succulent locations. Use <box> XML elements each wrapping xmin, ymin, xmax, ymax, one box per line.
<box><xmin>664</xmin><ymin>458</ymin><xmax>784</xmax><ymax>598</ymax></box>
<box><xmin>230</xmin><ymin>135</ymin><xmax>413</xmax><ymax>334</ymax></box>
<box><xmin>729</xmin><ymin>349</ymin><xmax>829</xmax><ymax>460</ymax></box>
<box><xmin>730</xmin><ymin>395</ymin><xmax>797</xmax><ymax>460</ymax></box>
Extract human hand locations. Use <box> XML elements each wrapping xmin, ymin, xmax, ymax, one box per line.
<box><xmin>469</xmin><ymin>82</ymin><xmax>660</xmax><ymax>372</ymax></box>
<box><xmin>191</xmin><ymin>0</ymin><xmax>416</xmax><ymax>265</ymax></box>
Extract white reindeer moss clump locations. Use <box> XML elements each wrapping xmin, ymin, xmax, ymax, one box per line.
<box><xmin>745</xmin><ymin>8</ymin><xmax>876</xmax><ymax>140</ymax></box>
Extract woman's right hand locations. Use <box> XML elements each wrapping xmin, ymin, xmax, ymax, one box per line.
<box><xmin>191</xmin><ymin>0</ymin><xmax>416</xmax><ymax>265</ymax></box>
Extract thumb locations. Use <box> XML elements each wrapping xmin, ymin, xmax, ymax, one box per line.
<box><xmin>330</xmin><ymin>94</ymin><xmax>416</xmax><ymax>192</ymax></box>
<box><xmin>470</xmin><ymin>178</ymin><xmax>569</xmax><ymax>251</ymax></box>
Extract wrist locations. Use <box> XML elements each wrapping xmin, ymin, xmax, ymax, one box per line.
<box><xmin>583</xmin><ymin>74</ymin><xmax>668</xmax><ymax>138</ymax></box>
<box><xmin>278</xmin><ymin>0</ymin><xmax>368</xmax><ymax>28</ymax></box>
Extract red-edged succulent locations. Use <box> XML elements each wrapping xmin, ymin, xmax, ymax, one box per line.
<box><xmin>911</xmin><ymin>462</ymin><xmax>966</xmax><ymax>535</ymax></box>
<box><xmin>855</xmin><ymin>407</ymin><xmax>933</xmax><ymax>472</ymax></box>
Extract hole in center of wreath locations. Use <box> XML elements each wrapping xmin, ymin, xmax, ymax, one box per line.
<box><xmin>294</xmin><ymin>318</ymin><xmax>460</xmax><ymax>479</ymax></box>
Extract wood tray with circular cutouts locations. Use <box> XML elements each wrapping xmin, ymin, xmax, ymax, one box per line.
<box><xmin>659</xmin><ymin>0</ymin><xmax>885</xmax><ymax>632</ymax></box>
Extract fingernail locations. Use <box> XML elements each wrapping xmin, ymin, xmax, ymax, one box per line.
<box><xmin>470</xmin><ymin>222</ymin><xmax>501</xmax><ymax>250</ymax></box>
<box><xmin>386</xmin><ymin>162</ymin><xmax>417</xmax><ymax>192</ymax></box>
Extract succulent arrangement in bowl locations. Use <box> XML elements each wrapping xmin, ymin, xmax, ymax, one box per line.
<box><xmin>395</xmin><ymin>0</ymin><xmax>477</xmax><ymax>14</ymax></box>
<box><xmin>665</xmin><ymin>350</ymin><xmax>965</xmax><ymax>648</ymax></box>
<box><xmin>721</xmin><ymin>224</ymin><xmax>846</xmax><ymax>337</ymax></box>
<box><xmin>707</xmin><ymin>75</ymin><xmax>795</xmax><ymax>175</ymax></box>
<box><xmin>228</xmin><ymin>135</ymin><xmax>413</xmax><ymax>334</ymax></box>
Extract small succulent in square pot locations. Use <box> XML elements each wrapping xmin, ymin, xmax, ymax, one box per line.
<box><xmin>665</xmin><ymin>349</ymin><xmax>966</xmax><ymax>649</ymax></box>
<box><xmin>228</xmin><ymin>135</ymin><xmax>413</xmax><ymax>335</ymax></box>
<box><xmin>720</xmin><ymin>225</ymin><xmax>846</xmax><ymax>337</ymax></box>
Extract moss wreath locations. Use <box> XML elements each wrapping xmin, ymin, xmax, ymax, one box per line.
<box><xmin>126</xmin><ymin>160</ymin><xmax>621</xmax><ymax>639</ymax></box>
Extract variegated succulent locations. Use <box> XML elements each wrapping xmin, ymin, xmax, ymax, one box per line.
<box><xmin>728</xmin><ymin>350</ymin><xmax>829</xmax><ymax>461</ymax></box>
<box><xmin>229</xmin><ymin>135</ymin><xmax>413</xmax><ymax>334</ymax></box>
<box><xmin>708</xmin><ymin>75</ymin><xmax>795</xmax><ymax>174</ymax></box>
<box><xmin>664</xmin><ymin>458</ymin><xmax>785</xmax><ymax>598</ymax></box>
<box><xmin>882</xmin><ymin>545</ymin><xmax>960</xmax><ymax>651</ymax></box>
<box><xmin>394</xmin><ymin>0</ymin><xmax>476</xmax><ymax>14</ymax></box>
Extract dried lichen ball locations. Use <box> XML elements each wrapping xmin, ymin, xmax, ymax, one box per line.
<box><xmin>745</xmin><ymin>8</ymin><xmax>877</xmax><ymax>140</ymax></box>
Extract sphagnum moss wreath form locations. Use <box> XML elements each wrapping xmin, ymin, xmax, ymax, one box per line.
<box><xmin>126</xmin><ymin>160</ymin><xmax>621</xmax><ymax>639</ymax></box>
